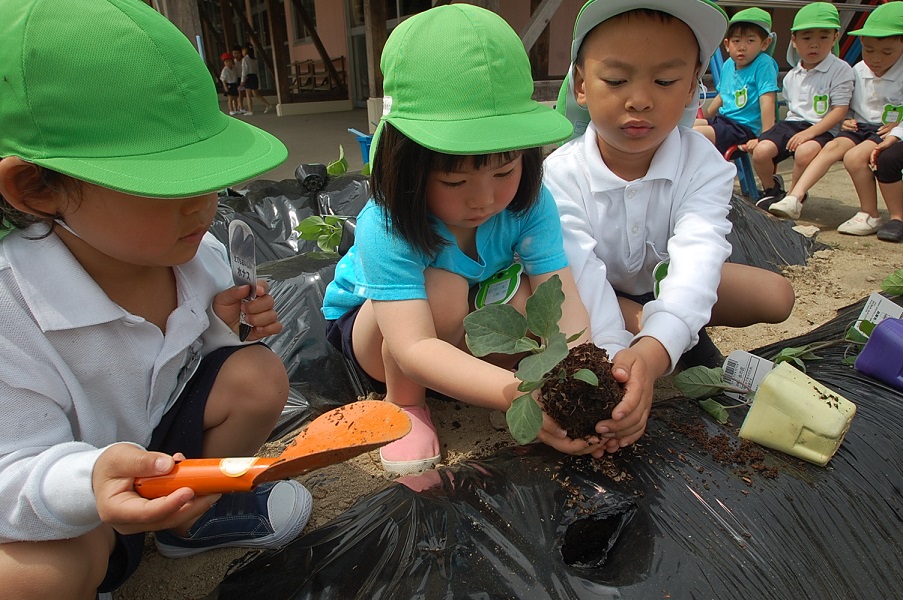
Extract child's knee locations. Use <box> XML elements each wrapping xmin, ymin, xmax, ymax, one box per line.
<box><xmin>0</xmin><ymin>531</ymin><xmax>111</xmax><ymax>598</ymax></box>
<box><xmin>767</xmin><ymin>275</ymin><xmax>795</xmax><ymax>322</ymax></box>
<box><xmin>218</xmin><ymin>345</ymin><xmax>289</xmax><ymax>414</ymax></box>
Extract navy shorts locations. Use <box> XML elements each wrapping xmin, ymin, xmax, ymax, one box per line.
<box><xmin>244</xmin><ymin>73</ymin><xmax>260</xmax><ymax>90</ymax></box>
<box><xmin>707</xmin><ymin>114</ymin><xmax>756</xmax><ymax>156</ymax></box>
<box><xmin>875</xmin><ymin>139</ymin><xmax>903</xmax><ymax>184</ymax></box>
<box><xmin>325</xmin><ymin>305</ymin><xmax>387</xmax><ymax>394</ymax></box>
<box><xmin>758</xmin><ymin>120</ymin><xmax>835</xmax><ymax>164</ymax></box>
<box><xmin>226</xmin><ymin>82</ymin><xmax>239</xmax><ymax>97</ymax></box>
<box><xmin>98</xmin><ymin>344</ymin><xmax>253</xmax><ymax>593</ymax></box>
<box><xmin>836</xmin><ymin>122</ymin><xmax>883</xmax><ymax>146</ymax></box>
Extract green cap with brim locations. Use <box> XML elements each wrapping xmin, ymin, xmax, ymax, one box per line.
<box><xmin>790</xmin><ymin>2</ymin><xmax>840</xmax><ymax>32</ymax></box>
<box><xmin>372</xmin><ymin>4</ymin><xmax>573</xmax><ymax>160</ymax></box>
<box><xmin>0</xmin><ymin>0</ymin><xmax>287</xmax><ymax>198</ymax></box>
<box><xmin>786</xmin><ymin>2</ymin><xmax>841</xmax><ymax>65</ymax></box>
<box><xmin>558</xmin><ymin>0</ymin><xmax>728</xmax><ymax>142</ymax></box>
<box><xmin>849</xmin><ymin>2</ymin><xmax>903</xmax><ymax>38</ymax></box>
<box><xmin>729</xmin><ymin>7</ymin><xmax>772</xmax><ymax>36</ymax></box>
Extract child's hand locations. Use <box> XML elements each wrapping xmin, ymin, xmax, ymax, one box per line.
<box><xmin>841</xmin><ymin>119</ymin><xmax>858</xmax><ymax>132</ymax></box>
<box><xmin>786</xmin><ymin>130</ymin><xmax>814</xmax><ymax>152</ymax></box>
<box><xmin>93</xmin><ymin>444</ymin><xmax>220</xmax><ymax>535</ymax></box>
<box><xmin>213</xmin><ymin>280</ymin><xmax>283</xmax><ymax>340</ymax></box>
<box><xmin>590</xmin><ymin>339</ymin><xmax>670</xmax><ymax>456</ymax></box>
<box><xmin>742</xmin><ymin>139</ymin><xmax>757</xmax><ymax>152</ymax></box>
<box><xmin>877</xmin><ymin>123</ymin><xmax>895</xmax><ymax>137</ymax></box>
<box><xmin>871</xmin><ymin>135</ymin><xmax>900</xmax><ymax>168</ymax></box>
<box><xmin>536</xmin><ymin>412</ymin><xmax>601</xmax><ymax>456</ymax></box>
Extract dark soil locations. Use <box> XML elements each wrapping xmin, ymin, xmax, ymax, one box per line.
<box><xmin>542</xmin><ymin>343</ymin><xmax>625</xmax><ymax>440</ymax></box>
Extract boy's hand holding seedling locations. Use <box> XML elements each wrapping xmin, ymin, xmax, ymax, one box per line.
<box><xmin>212</xmin><ymin>281</ymin><xmax>283</xmax><ymax>341</ymax></box>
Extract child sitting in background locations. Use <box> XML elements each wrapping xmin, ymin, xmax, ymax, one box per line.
<box><xmin>0</xmin><ymin>0</ymin><xmax>310</xmax><ymax>596</ymax></box>
<box><xmin>774</xmin><ymin>3</ymin><xmax>903</xmax><ymax>233</ymax></box>
<box><xmin>322</xmin><ymin>5</ymin><xmax>627</xmax><ymax>475</ymax></box>
<box><xmin>752</xmin><ymin>2</ymin><xmax>854</xmax><ymax>213</ymax></box>
<box><xmin>869</xmin><ymin>123</ymin><xmax>903</xmax><ymax>242</ymax></box>
<box><xmin>546</xmin><ymin>0</ymin><xmax>795</xmax><ymax>449</ymax></box>
<box><xmin>694</xmin><ymin>7</ymin><xmax>779</xmax><ymax>156</ymax></box>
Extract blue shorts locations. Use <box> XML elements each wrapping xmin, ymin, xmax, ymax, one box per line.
<box><xmin>758</xmin><ymin>121</ymin><xmax>835</xmax><ymax>164</ymax></box>
<box><xmin>707</xmin><ymin>114</ymin><xmax>756</xmax><ymax>156</ymax></box>
<box><xmin>98</xmin><ymin>344</ymin><xmax>254</xmax><ymax>593</ymax></box>
<box><xmin>325</xmin><ymin>305</ymin><xmax>387</xmax><ymax>394</ymax></box>
<box><xmin>836</xmin><ymin>122</ymin><xmax>883</xmax><ymax>146</ymax></box>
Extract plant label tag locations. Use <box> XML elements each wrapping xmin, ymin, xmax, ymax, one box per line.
<box><xmin>228</xmin><ymin>220</ymin><xmax>257</xmax><ymax>341</ymax></box>
<box><xmin>475</xmin><ymin>263</ymin><xmax>523</xmax><ymax>309</ymax></box>
<box><xmin>853</xmin><ymin>292</ymin><xmax>903</xmax><ymax>337</ymax></box>
<box><xmin>652</xmin><ymin>259</ymin><xmax>670</xmax><ymax>299</ymax></box>
<box><xmin>722</xmin><ymin>350</ymin><xmax>774</xmax><ymax>401</ymax></box>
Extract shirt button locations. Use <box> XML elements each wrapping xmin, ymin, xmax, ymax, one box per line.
<box><xmin>627</xmin><ymin>190</ymin><xmax>636</xmax><ymax>199</ymax></box>
<box><xmin>632</xmin><ymin>226</ymin><xmax>639</xmax><ymax>233</ymax></box>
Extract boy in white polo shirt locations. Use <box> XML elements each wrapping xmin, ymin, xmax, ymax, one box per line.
<box><xmin>769</xmin><ymin>2</ymin><xmax>903</xmax><ymax>228</ymax></box>
<box><xmin>545</xmin><ymin>0</ymin><xmax>795</xmax><ymax>451</ymax></box>
<box><xmin>752</xmin><ymin>2</ymin><xmax>854</xmax><ymax>212</ymax></box>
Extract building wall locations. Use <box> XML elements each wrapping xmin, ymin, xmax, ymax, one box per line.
<box><xmin>285</xmin><ymin>0</ymin><xmax>349</xmax><ymax>64</ymax></box>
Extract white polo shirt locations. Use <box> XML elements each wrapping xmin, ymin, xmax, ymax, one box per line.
<box><xmin>0</xmin><ymin>230</ymin><xmax>239</xmax><ymax>542</ymax></box>
<box><xmin>544</xmin><ymin>124</ymin><xmax>735</xmax><ymax>371</ymax></box>
<box><xmin>849</xmin><ymin>56</ymin><xmax>903</xmax><ymax>125</ymax></box>
<box><xmin>783</xmin><ymin>53</ymin><xmax>854</xmax><ymax>128</ymax></box>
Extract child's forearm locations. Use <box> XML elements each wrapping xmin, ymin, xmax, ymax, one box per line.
<box><xmin>809</xmin><ymin>105</ymin><xmax>849</xmax><ymax>137</ymax></box>
<box><xmin>759</xmin><ymin>93</ymin><xmax>776</xmax><ymax>132</ymax></box>
<box><xmin>705</xmin><ymin>95</ymin><xmax>722</xmax><ymax>119</ymax></box>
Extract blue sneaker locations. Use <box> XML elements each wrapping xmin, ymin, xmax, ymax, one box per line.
<box><xmin>154</xmin><ymin>480</ymin><xmax>312</xmax><ymax>559</ymax></box>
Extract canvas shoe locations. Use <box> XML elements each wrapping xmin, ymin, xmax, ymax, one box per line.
<box><xmin>877</xmin><ymin>219</ymin><xmax>903</xmax><ymax>243</ymax></box>
<box><xmin>755</xmin><ymin>174</ymin><xmax>785</xmax><ymax>210</ymax></box>
<box><xmin>769</xmin><ymin>194</ymin><xmax>804</xmax><ymax>220</ymax></box>
<box><xmin>837</xmin><ymin>212</ymin><xmax>882</xmax><ymax>236</ymax></box>
<box><xmin>154</xmin><ymin>480</ymin><xmax>312</xmax><ymax>559</ymax></box>
<box><xmin>245</xmin><ymin>111</ymin><xmax>254</xmax><ymax>116</ymax></box>
<box><xmin>379</xmin><ymin>404</ymin><xmax>441</xmax><ymax>475</ymax></box>
<box><xmin>263</xmin><ymin>105</ymin><xmax>272</xmax><ymax>114</ymax></box>
<box><xmin>228</xmin><ymin>110</ymin><xmax>238</xmax><ymax>116</ymax></box>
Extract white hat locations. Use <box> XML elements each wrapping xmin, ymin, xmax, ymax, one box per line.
<box><xmin>559</xmin><ymin>0</ymin><xmax>728</xmax><ymax>141</ymax></box>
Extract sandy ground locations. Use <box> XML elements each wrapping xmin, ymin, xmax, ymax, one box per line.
<box><xmin>114</xmin><ymin>161</ymin><xmax>903</xmax><ymax>599</ymax></box>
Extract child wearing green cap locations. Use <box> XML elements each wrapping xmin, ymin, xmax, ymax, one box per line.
<box><xmin>322</xmin><ymin>4</ymin><xmax>626</xmax><ymax>475</ymax></box>
<box><xmin>694</xmin><ymin>7</ymin><xmax>780</xmax><ymax>155</ymax></box>
<box><xmin>752</xmin><ymin>2</ymin><xmax>855</xmax><ymax>213</ymax></box>
<box><xmin>545</xmin><ymin>0</ymin><xmax>795</xmax><ymax>446</ymax></box>
<box><xmin>0</xmin><ymin>0</ymin><xmax>312</xmax><ymax>595</ymax></box>
<box><xmin>769</xmin><ymin>2</ymin><xmax>903</xmax><ymax>238</ymax></box>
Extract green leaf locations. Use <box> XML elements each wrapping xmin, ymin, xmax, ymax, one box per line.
<box><xmin>566</xmin><ymin>330</ymin><xmax>586</xmax><ymax>344</ymax></box>
<box><xmin>674</xmin><ymin>366</ymin><xmax>726</xmax><ymax>399</ymax></box>
<box><xmin>881</xmin><ymin>269</ymin><xmax>903</xmax><ymax>295</ymax></box>
<box><xmin>697</xmin><ymin>398</ymin><xmax>728</xmax><ymax>424</ymax></box>
<box><xmin>842</xmin><ymin>356</ymin><xmax>857</xmax><ymax>366</ymax></box>
<box><xmin>516</xmin><ymin>332</ymin><xmax>568</xmax><ymax>383</ymax></box>
<box><xmin>296</xmin><ymin>215</ymin><xmax>328</xmax><ymax>239</ymax></box>
<box><xmin>845</xmin><ymin>325</ymin><xmax>870</xmax><ymax>344</ymax></box>
<box><xmin>361</xmin><ymin>162</ymin><xmax>371</xmax><ymax>176</ymax></box>
<box><xmin>506</xmin><ymin>394</ymin><xmax>543</xmax><ymax>444</ymax></box>
<box><xmin>517</xmin><ymin>379</ymin><xmax>545</xmax><ymax>393</ymax></box>
<box><xmin>572</xmin><ymin>369</ymin><xmax>599</xmax><ymax>386</ymax></box>
<box><xmin>327</xmin><ymin>145</ymin><xmax>348</xmax><ymax>176</ymax></box>
<box><xmin>463</xmin><ymin>304</ymin><xmax>528</xmax><ymax>357</ymax></box>
<box><xmin>525</xmin><ymin>275</ymin><xmax>563</xmax><ymax>340</ymax></box>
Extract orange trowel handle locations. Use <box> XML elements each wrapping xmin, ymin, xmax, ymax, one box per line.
<box><xmin>133</xmin><ymin>457</ymin><xmax>277</xmax><ymax>498</ymax></box>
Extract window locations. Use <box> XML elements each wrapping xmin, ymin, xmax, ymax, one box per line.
<box><xmin>292</xmin><ymin>0</ymin><xmax>317</xmax><ymax>42</ymax></box>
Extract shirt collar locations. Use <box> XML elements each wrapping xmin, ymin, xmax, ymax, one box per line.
<box><xmin>6</xmin><ymin>228</ymin><xmax>130</xmax><ymax>332</ymax></box>
<box><xmin>582</xmin><ymin>123</ymin><xmax>682</xmax><ymax>193</ymax></box>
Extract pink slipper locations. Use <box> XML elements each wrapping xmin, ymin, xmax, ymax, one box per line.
<box><xmin>379</xmin><ymin>404</ymin><xmax>440</xmax><ymax>475</ymax></box>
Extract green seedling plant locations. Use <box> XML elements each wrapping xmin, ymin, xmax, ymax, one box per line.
<box><xmin>675</xmin><ymin>268</ymin><xmax>903</xmax><ymax>423</ymax></box>
<box><xmin>296</xmin><ymin>214</ymin><xmax>348</xmax><ymax>255</ymax></box>
<box><xmin>463</xmin><ymin>275</ymin><xmax>597</xmax><ymax>444</ymax></box>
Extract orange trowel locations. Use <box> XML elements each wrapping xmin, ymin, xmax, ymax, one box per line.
<box><xmin>134</xmin><ymin>400</ymin><xmax>410</xmax><ymax>498</ymax></box>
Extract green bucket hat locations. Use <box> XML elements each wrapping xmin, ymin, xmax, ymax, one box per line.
<box><xmin>373</xmin><ymin>4</ymin><xmax>573</xmax><ymax>159</ymax></box>
<box><xmin>558</xmin><ymin>0</ymin><xmax>728</xmax><ymax>142</ymax></box>
<box><xmin>849</xmin><ymin>2</ymin><xmax>903</xmax><ymax>38</ymax></box>
<box><xmin>790</xmin><ymin>2</ymin><xmax>841</xmax><ymax>32</ymax></box>
<box><xmin>0</xmin><ymin>0</ymin><xmax>287</xmax><ymax>198</ymax></box>
<box><xmin>787</xmin><ymin>3</ymin><xmax>841</xmax><ymax>65</ymax></box>
<box><xmin>730</xmin><ymin>7</ymin><xmax>772</xmax><ymax>36</ymax></box>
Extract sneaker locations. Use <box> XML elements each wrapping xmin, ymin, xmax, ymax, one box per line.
<box><xmin>153</xmin><ymin>480</ymin><xmax>312</xmax><ymax>559</ymax></box>
<box><xmin>245</xmin><ymin>111</ymin><xmax>254</xmax><ymax>116</ymax></box>
<box><xmin>769</xmin><ymin>194</ymin><xmax>803</xmax><ymax>220</ymax></box>
<box><xmin>755</xmin><ymin>174</ymin><xmax>785</xmax><ymax>211</ymax></box>
<box><xmin>877</xmin><ymin>218</ymin><xmax>903</xmax><ymax>243</ymax></box>
<box><xmin>379</xmin><ymin>404</ymin><xmax>440</xmax><ymax>475</ymax></box>
<box><xmin>263</xmin><ymin>105</ymin><xmax>272</xmax><ymax>114</ymax></box>
<box><xmin>228</xmin><ymin>110</ymin><xmax>238</xmax><ymax>116</ymax></box>
<box><xmin>237</xmin><ymin>108</ymin><xmax>248</xmax><ymax>114</ymax></box>
<box><xmin>837</xmin><ymin>212</ymin><xmax>882</xmax><ymax>236</ymax></box>
<box><xmin>677</xmin><ymin>328</ymin><xmax>725</xmax><ymax>371</ymax></box>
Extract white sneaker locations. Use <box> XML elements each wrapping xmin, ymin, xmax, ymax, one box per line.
<box><xmin>263</xmin><ymin>105</ymin><xmax>272</xmax><ymax>114</ymax></box>
<box><xmin>228</xmin><ymin>110</ymin><xmax>237</xmax><ymax>115</ymax></box>
<box><xmin>245</xmin><ymin>111</ymin><xmax>254</xmax><ymax>116</ymax></box>
<box><xmin>769</xmin><ymin>194</ymin><xmax>803</xmax><ymax>220</ymax></box>
<box><xmin>837</xmin><ymin>212</ymin><xmax>882</xmax><ymax>235</ymax></box>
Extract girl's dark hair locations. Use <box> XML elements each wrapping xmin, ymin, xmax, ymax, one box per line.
<box><xmin>243</xmin><ymin>44</ymin><xmax>256</xmax><ymax>59</ymax></box>
<box><xmin>369</xmin><ymin>122</ymin><xmax>543</xmax><ymax>258</ymax></box>
<box><xmin>0</xmin><ymin>165</ymin><xmax>79</xmax><ymax>237</ymax></box>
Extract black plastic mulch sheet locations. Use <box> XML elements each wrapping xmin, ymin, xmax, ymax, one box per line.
<box><xmin>725</xmin><ymin>194</ymin><xmax>827</xmax><ymax>272</ymax></box>
<box><xmin>209</xmin><ymin>295</ymin><xmax>903</xmax><ymax>600</ymax></box>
